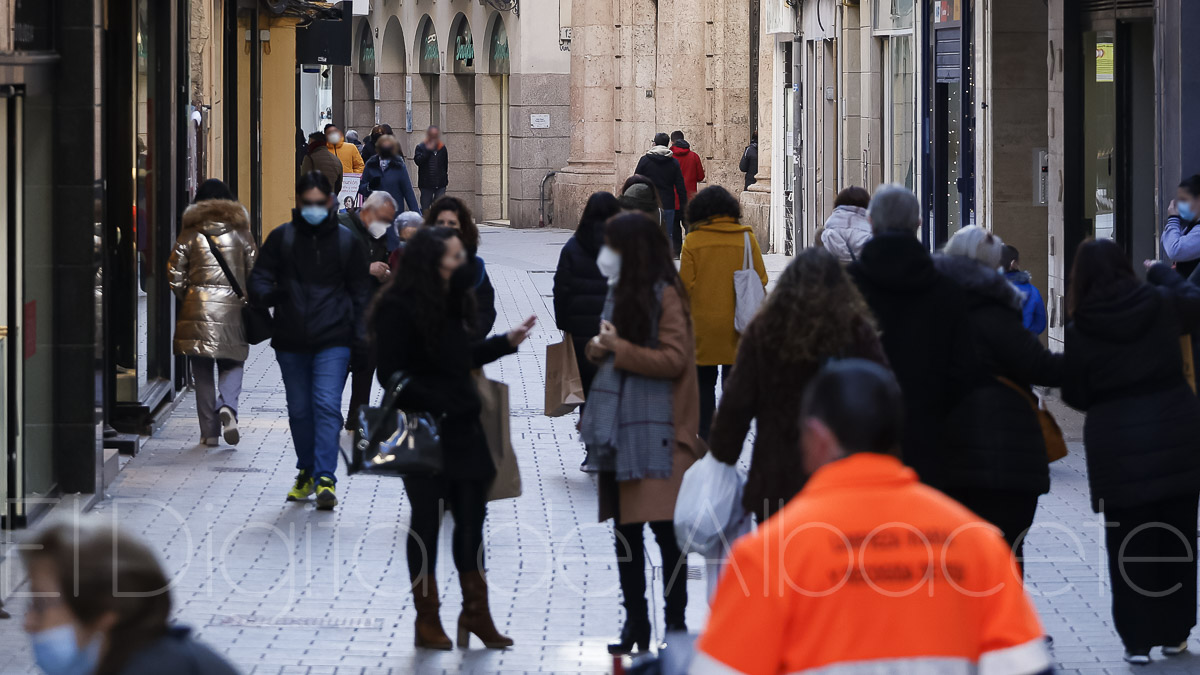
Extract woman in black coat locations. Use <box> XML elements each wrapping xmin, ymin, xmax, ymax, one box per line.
<box><xmin>425</xmin><ymin>196</ymin><xmax>496</xmax><ymax>339</ymax></box>
<box><xmin>1063</xmin><ymin>238</ymin><xmax>1200</xmax><ymax>663</ymax></box>
<box><xmin>372</xmin><ymin>227</ymin><xmax>536</xmax><ymax>651</ymax></box>
<box><xmin>553</xmin><ymin>192</ymin><xmax>620</xmax><ymax>394</ymax></box>
<box><xmin>933</xmin><ymin>227</ymin><xmax>1064</xmax><ymax>567</ymax></box>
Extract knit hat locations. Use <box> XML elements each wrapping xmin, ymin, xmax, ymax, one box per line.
<box><xmin>619</xmin><ymin>183</ymin><xmax>659</xmax><ymax>217</ymax></box>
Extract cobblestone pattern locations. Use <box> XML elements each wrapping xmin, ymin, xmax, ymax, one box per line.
<box><xmin>1</xmin><ymin>229</ymin><xmax>1197</xmax><ymax>674</ymax></box>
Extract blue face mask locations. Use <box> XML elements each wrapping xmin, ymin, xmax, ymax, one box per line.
<box><xmin>31</xmin><ymin>624</ymin><xmax>102</xmax><ymax>675</ymax></box>
<box><xmin>300</xmin><ymin>204</ymin><xmax>328</xmax><ymax>226</ymax></box>
<box><xmin>1180</xmin><ymin>201</ymin><xmax>1196</xmax><ymax>223</ymax></box>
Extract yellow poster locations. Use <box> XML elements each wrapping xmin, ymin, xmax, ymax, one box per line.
<box><xmin>1096</xmin><ymin>42</ymin><xmax>1114</xmax><ymax>83</ymax></box>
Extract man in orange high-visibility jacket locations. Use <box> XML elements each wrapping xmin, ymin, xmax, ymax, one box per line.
<box><xmin>693</xmin><ymin>360</ymin><xmax>1052</xmax><ymax>675</ymax></box>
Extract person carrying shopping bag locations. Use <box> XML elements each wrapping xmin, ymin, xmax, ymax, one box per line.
<box><xmin>167</xmin><ymin>179</ymin><xmax>256</xmax><ymax>447</ymax></box>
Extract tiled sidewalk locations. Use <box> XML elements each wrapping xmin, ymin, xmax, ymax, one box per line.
<box><xmin>1</xmin><ymin>226</ymin><xmax>1198</xmax><ymax>674</ymax></box>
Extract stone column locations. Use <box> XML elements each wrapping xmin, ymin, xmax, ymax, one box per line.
<box><xmin>553</xmin><ymin>0</ymin><xmax>618</xmax><ymax>229</ymax></box>
<box><xmin>741</xmin><ymin>10</ymin><xmax>775</xmax><ymax>248</ymax></box>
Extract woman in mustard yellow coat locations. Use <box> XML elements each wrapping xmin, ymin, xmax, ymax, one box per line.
<box><xmin>679</xmin><ymin>186</ymin><xmax>767</xmax><ymax>441</ymax></box>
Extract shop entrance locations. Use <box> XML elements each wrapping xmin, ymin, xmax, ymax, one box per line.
<box><xmin>0</xmin><ymin>97</ymin><xmax>18</xmax><ymax>526</ymax></box>
<box><xmin>1077</xmin><ymin>19</ymin><xmax>1154</xmax><ymax>266</ymax></box>
<box><xmin>926</xmin><ymin>0</ymin><xmax>973</xmax><ymax>246</ymax></box>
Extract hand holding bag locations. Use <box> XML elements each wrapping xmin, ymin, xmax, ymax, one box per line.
<box><xmin>346</xmin><ymin>372</ymin><xmax>444</xmax><ymax>476</ymax></box>
<box><xmin>203</xmin><ymin>235</ymin><xmax>273</xmax><ymax>345</ymax></box>
<box><xmin>544</xmin><ymin>332</ymin><xmax>586</xmax><ymax>417</ymax></box>
<box><xmin>733</xmin><ymin>231</ymin><xmax>766</xmax><ymax>333</ymax></box>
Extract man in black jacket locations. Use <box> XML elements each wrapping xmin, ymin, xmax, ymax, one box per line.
<box><xmin>634</xmin><ymin>132</ymin><xmax>688</xmax><ymax>231</ymax></box>
<box><xmin>847</xmin><ymin>184</ymin><xmax>978</xmax><ymax>488</ymax></box>
<box><xmin>414</xmin><ymin>125</ymin><xmax>449</xmax><ymax>211</ymax></box>
<box><xmin>740</xmin><ymin>133</ymin><xmax>758</xmax><ymax>190</ymax></box>
<box><xmin>248</xmin><ymin>172</ymin><xmax>372</xmax><ymax>511</ymax></box>
<box><xmin>338</xmin><ymin>190</ymin><xmax>397</xmax><ymax>433</ymax></box>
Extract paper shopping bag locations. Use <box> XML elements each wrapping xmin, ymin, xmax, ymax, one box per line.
<box><xmin>544</xmin><ymin>333</ymin><xmax>586</xmax><ymax>417</ymax></box>
<box><xmin>476</xmin><ymin>373</ymin><xmax>522</xmax><ymax>502</ymax></box>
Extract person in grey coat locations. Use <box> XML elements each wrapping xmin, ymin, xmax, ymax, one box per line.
<box><xmin>167</xmin><ymin>179</ymin><xmax>257</xmax><ymax>447</ymax></box>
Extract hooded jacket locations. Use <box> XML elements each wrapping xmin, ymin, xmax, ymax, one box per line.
<box><xmin>670</xmin><ymin>141</ymin><xmax>706</xmax><ymax>206</ymax></box>
<box><xmin>167</xmin><ymin>199</ymin><xmax>258</xmax><ymax>361</ymax></box>
<box><xmin>848</xmin><ymin>232</ymin><xmax>980</xmax><ymax>488</ymax></box>
<box><xmin>326</xmin><ymin>139</ymin><xmax>365</xmax><ymax>174</ymax></box>
<box><xmin>680</xmin><ymin>216</ymin><xmax>768</xmax><ymax>365</ymax></box>
<box><xmin>1005</xmin><ymin>270</ymin><xmax>1047</xmax><ymax>335</ymax></box>
<box><xmin>634</xmin><ymin>146</ymin><xmax>688</xmax><ymax>215</ymax></box>
<box><xmin>934</xmin><ymin>254</ymin><xmax>1064</xmax><ymax>495</ymax></box>
<box><xmin>1063</xmin><ymin>265</ymin><xmax>1200</xmax><ymax>511</ymax></box>
<box><xmin>819</xmin><ymin>205</ymin><xmax>873</xmax><ymax>264</ymax></box>
<box><xmin>247</xmin><ymin>210</ymin><xmax>372</xmax><ymax>353</ymax></box>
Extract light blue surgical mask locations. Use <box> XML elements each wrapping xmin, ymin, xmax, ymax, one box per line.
<box><xmin>1180</xmin><ymin>201</ymin><xmax>1196</xmax><ymax>223</ymax></box>
<box><xmin>31</xmin><ymin>624</ymin><xmax>102</xmax><ymax>675</ymax></box>
<box><xmin>300</xmin><ymin>204</ymin><xmax>328</xmax><ymax>226</ymax></box>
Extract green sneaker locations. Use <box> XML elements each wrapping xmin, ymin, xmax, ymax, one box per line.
<box><xmin>315</xmin><ymin>477</ymin><xmax>337</xmax><ymax>510</ymax></box>
<box><xmin>286</xmin><ymin>470</ymin><xmax>314</xmax><ymax>502</ymax></box>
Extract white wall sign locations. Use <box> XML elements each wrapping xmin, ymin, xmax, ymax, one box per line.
<box><xmin>374</xmin><ymin>104</ymin><xmax>381</xmax><ymax>125</ymax></box>
<box><xmin>530</xmin><ymin>113</ymin><xmax>551</xmax><ymax>129</ymax></box>
<box><xmin>405</xmin><ymin>75</ymin><xmax>413</xmax><ymax>133</ymax></box>
<box><xmin>764</xmin><ymin>0</ymin><xmax>797</xmax><ymax>35</ymax></box>
<box><xmin>351</xmin><ymin>0</ymin><xmax>369</xmax><ymax>17</ymax></box>
<box><xmin>373</xmin><ymin>76</ymin><xmax>380</xmax><ymax>101</ymax></box>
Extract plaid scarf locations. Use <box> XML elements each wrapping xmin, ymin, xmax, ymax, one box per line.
<box><xmin>580</xmin><ymin>283</ymin><xmax>676</xmax><ymax>482</ymax></box>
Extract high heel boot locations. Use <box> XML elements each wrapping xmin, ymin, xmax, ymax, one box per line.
<box><xmin>411</xmin><ymin>574</ymin><xmax>452</xmax><ymax>650</ymax></box>
<box><xmin>457</xmin><ymin>570</ymin><xmax>514</xmax><ymax>649</ymax></box>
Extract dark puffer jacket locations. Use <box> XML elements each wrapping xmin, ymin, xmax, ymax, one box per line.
<box><xmin>552</xmin><ymin>216</ymin><xmax>608</xmax><ymax>391</ymax></box>
<box><xmin>848</xmin><ymin>232</ymin><xmax>980</xmax><ymax>488</ymax></box>
<box><xmin>634</xmin><ymin>148</ymin><xmax>688</xmax><ymax>215</ymax></box>
<box><xmin>413</xmin><ymin>142</ymin><xmax>449</xmax><ymax>190</ymax></box>
<box><xmin>1064</xmin><ymin>265</ymin><xmax>1200</xmax><ymax>512</ymax></box>
<box><xmin>934</xmin><ymin>254</ymin><xmax>1065</xmax><ymax>495</ymax></box>
<box><xmin>247</xmin><ymin>213</ymin><xmax>371</xmax><ymax>353</ymax></box>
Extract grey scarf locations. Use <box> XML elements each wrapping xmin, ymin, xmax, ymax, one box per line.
<box><xmin>580</xmin><ymin>283</ymin><xmax>676</xmax><ymax>482</ymax></box>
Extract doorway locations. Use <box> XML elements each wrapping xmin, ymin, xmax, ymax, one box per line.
<box><xmin>1078</xmin><ymin>20</ymin><xmax>1154</xmax><ymax>264</ymax></box>
<box><xmin>0</xmin><ymin>97</ymin><xmax>18</xmax><ymax>526</ymax></box>
<box><xmin>804</xmin><ymin>38</ymin><xmax>838</xmax><ymax>245</ymax></box>
<box><xmin>927</xmin><ymin>0</ymin><xmax>972</xmax><ymax>246</ymax></box>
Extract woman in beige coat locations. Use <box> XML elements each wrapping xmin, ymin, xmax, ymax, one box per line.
<box><xmin>583</xmin><ymin>212</ymin><xmax>701</xmax><ymax>655</ymax></box>
<box><xmin>167</xmin><ymin>179</ymin><xmax>257</xmax><ymax>447</ymax></box>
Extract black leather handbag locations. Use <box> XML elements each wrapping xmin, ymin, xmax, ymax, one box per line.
<box><xmin>346</xmin><ymin>372</ymin><xmax>444</xmax><ymax>476</ymax></box>
<box><xmin>204</xmin><ymin>235</ymin><xmax>273</xmax><ymax>345</ymax></box>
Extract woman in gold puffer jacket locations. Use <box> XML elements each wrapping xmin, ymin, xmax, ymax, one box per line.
<box><xmin>167</xmin><ymin>179</ymin><xmax>257</xmax><ymax>447</ymax></box>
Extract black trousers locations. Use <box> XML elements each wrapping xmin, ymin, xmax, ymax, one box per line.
<box><xmin>402</xmin><ymin>476</ymin><xmax>489</xmax><ymax>578</ymax></box>
<box><xmin>614</xmin><ymin>520</ymin><xmax>688</xmax><ymax>628</ymax></box>
<box><xmin>1103</xmin><ymin>492</ymin><xmax>1200</xmax><ymax>652</ymax></box>
<box><xmin>670</xmin><ymin>211</ymin><xmax>685</xmax><ymax>256</ymax></box>
<box><xmin>420</xmin><ymin>186</ymin><xmax>447</xmax><ymax>212</ymax></box>
<box><xmin>697</xmin><ymin>365</ymin><xmax>731</xmax><ymax>443</ymax></box>
<box><xmin>345</xmin><ymin>348</ymin><xmax>376</xmax><ymax>431</ymax></box>
<box><xmin>943</xmin><ymin>487</ymin><xmax>1040</xmax><ymax>572</ymax></box>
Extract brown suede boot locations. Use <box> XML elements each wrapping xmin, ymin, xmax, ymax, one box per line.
<box><xmin>411</xmin><ymin>574</ymin><xmax>452</xmax><ymax>650</ymax></box>
<box><xmin>456</xmin><ymin>570</ymin><xmax>514</xmax><ymax>649</ymax></box>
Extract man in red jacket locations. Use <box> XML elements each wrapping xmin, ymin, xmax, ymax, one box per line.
<box><xmin>669</xmin><ymin>130</ymin><xmax>705</xmax><ymax>255</ymax></box>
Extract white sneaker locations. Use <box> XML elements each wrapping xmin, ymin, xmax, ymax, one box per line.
<box><xmin>202</xmin><ymin>437</ymin><xmax>220</xmax><ymax>447</ymax></box>
<box><xmin>219</xmin><ymin>406</ymin><xmax>239</xmax><ymax>446</ymax></box>
<box><xmin>1162</xmin><ymin>642</ymin><xmax>1189</xmax><ymax>657</ymax></box>
<box><xmin>1124</xmin><ymin>651</ymin><xmax>1151</xmax><ymax>665</ymax></box>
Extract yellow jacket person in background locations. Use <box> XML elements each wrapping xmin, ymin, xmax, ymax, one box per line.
<box><xmin>679</xmin><ymin>185</ymin><xmax>767</xmax><ymax>441</ymax></box>
<box><xmin>324</xmin><ymin>123</ymin><xmax>365</xmax><ymax>174</ymax></box>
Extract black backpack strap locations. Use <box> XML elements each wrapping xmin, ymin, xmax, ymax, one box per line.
<box><xmin>203</xmin><ymin>235</ymin><xmax>245</xmax><ymax>300</ymax></box>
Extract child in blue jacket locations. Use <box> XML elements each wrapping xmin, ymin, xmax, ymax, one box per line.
<box><xmin>1001</xmin><ymin>244</ymin><xmax>1047</xmax><ymax>335</ymax></box>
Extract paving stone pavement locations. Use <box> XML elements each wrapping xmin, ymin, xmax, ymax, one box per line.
<box><xmin>1</xmin><ymin>226</ymin><xmax>1198</xmax><ymax>674</ymax></box>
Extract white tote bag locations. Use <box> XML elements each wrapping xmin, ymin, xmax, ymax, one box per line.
<box><xmin>733</xmin><ymin>231</ymin><xmax>766</xmax><ymax>333</ymax></box>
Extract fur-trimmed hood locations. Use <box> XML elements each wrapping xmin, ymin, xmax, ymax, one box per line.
<box><xmin>181</xmin><ymin>199</ymin><xmax>250</xmax><ymax>236</ymax></box>
<box><xmin>933</xmin><ymin>253</ymin><xmax>1023</xmax><ymax>312</ymax></box>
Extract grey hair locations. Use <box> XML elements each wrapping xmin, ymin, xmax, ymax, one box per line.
<box><xmin>362</xmin><ymin>190</ymin><xmax>398</xmax><ymax>212</ymax></box>
<box><xmin>867</xmin><ymin>183</ymin><xmax>921</xmax><ymax>235</ymax></box>
<box><xmin>944</xmin><ymin>225</ymin><xmax>1004</xmax><ymax>269</ymax></box>
<box><xmin>394</xmin><ymin>210</ymin><xmax>424</xmax><ymax>230</ymax></box>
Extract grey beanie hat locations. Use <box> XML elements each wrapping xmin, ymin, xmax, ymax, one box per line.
<box><xmin>618</xmin><ymin>183</ymin><xmax>659</xmax><ymax>217</ymax></box>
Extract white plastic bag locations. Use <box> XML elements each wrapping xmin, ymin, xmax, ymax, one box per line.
<box><xmin>733</xmin><ymin>231</ymin><xmax>765</xmax><ymax>333</ymax></box>
<box><xmin>674</xmin><ymin>453</ymin><xmax>749</xmax><ymax>559</ymax></box>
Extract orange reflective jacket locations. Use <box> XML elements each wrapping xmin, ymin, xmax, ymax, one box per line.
<box><xmin>693</xmin><ymin>453</ymin><xmax>1050</xmax><ymax>675</ymax></box>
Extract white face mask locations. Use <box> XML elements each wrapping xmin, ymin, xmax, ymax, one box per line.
<box><xmin>596</xmin><ymin>245</ymin><xmax>622</xmax><ymax>286</ymax></box>
<box><xmin>367</xmin><ymin>220</ymin><xmax>390</xmax><ymax>239</ymax></box>
<box><xmin>328</xmin><ymin>132</ymin><xmax>342</xmax><ymax>144</ymax></box>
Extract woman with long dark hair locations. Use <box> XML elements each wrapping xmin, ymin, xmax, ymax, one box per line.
<box><xmin>425</xmin><ymin>196</ymin><xmax>496</xmax><ymax>339</ymax></box>
<box><xmin>553</xmin><ymin>191</ymin><xmax>621</xmax><ymax>396</ymax></box>
<box><xmin>582</xmin><ymin>212</ymin><xmax>701</xmax><ymax>654</ymax></box>
<box><xmin>371</xmin><ymin>227</ymin><xmax>535</xmax><ymax>651</ymax></box>
<box><xmin>709</xmin><ymin>247</ymin><xmax>885</xmax><ymax>523</ymax></box>
<box><xmin>1063</xmin><ymin>238</ymin><xmax>1200</xmax><ymax>664</ymax></box>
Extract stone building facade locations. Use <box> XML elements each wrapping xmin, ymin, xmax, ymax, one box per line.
<box><xmin>335</xmin><ymin>0</ymin><xmax>571</xmax><ymax>228</ymax></box>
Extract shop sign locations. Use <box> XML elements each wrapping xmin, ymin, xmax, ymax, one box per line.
<box><xmin>453</xmin><ymin>19</ymin><xmax>475</xmax><ymax>74</ymax></box>
<box><xmin>419</xmin><ymin>22</ymin><xmax>440</xmax><ymax>74</ymax></box>
<box><xmin>490</xmin><ymin>19</ymin><xmax>510</xmax><ymax>74</ymax></box>
<box><xmin>358</xmin><ymin>19</ymin><xmax>375</xmax><ymax>75</ymax></box>
<box><xmin>1096</xmin><ymin>43</ymin><xmax>1114</xmax><ymax>83</ymax></box>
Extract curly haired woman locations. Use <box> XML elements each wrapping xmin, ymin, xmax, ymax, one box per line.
<box><xmin>708</xmin><ymin>247</ymin><xmax>888</xmax><ymax>522</ymax></box>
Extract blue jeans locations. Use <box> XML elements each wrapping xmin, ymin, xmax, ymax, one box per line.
<box><xmin>276</xmin><ymin>347</ymin><xmax>352</xmax><ymax>482</ymax></box>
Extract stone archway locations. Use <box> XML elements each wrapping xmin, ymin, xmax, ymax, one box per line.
<box><xmin>443</xmin><ymin>13</ymin><xmax>477</xmax><ymax>206</ymax></box>
<box><xmin>477</xmin><ymin>13</ymin><xmax>510</xmax><ymax>220</ymax></box>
